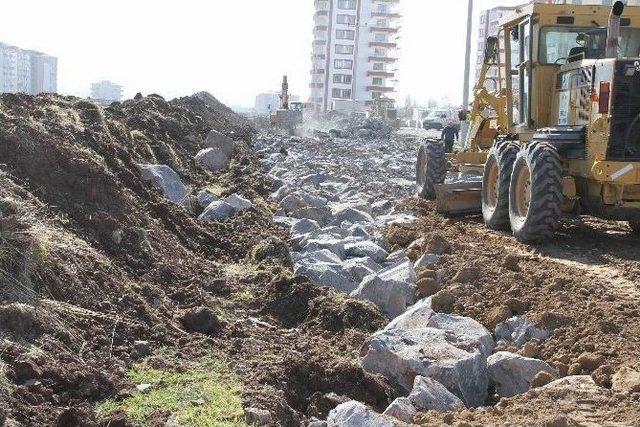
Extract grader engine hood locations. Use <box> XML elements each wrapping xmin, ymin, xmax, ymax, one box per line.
<box><xmin>607</xmin><ymin>59</ymin><xmax>640</xmax><ymax>160</ymax></box>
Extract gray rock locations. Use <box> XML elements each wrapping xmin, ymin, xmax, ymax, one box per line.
<box><xmin>136</xmin><ymin>164</ymin><xmax>189</xmax><ymax>206</ymax></box>
<box><xmin>342</xmin><ymin>257</ymin><xmax>382</xmax><ymax>282</ymax></box>
<box><xmin>426</xmin><ymin>313</ymin><xmax>495</xmax><ymax>357</ymax></box>
<box><xmin>382</xmin><ymin>397</ymin><xmax>415</xmax><ymax>423</ymax></box>
<box><xmin>385</xmin><ymin>297</ymin><xmax>435</xmax><ymax>331</ymax></box>
<box><xmin>294</xmin><ymin>262</ymin><xmax>358</xmax><ymax>294</ymax></box>
<box><xmin>414</xmin><ymin>253</ymin><xmax>441</xmax><ymax>270</ymax></box>
<box><xmin>327</xmin><ymin>401</ymin><xmax>395</xmax><ymax>427</ymax></box>
<box><xmin>487</xmin><ymin>351</ymin><xmax>557</xmax><ymax>397</ymax></box>
<box><xmin>495</xmin><ymin>316</ymin><xmax>549</xmax><ymax>347</ymax></box>
<box><xmin>244</xmin><ymin>407</ymin><xmax>272</xmax><ymax>426</ymax></box>
<box><xmin>197</xmin><ymin>190</ymin><xmax>219</xmax><ymax>208</ymax></box>
<box><xmin>349</xmin><ymin>224</ymin><xmax>370</xmax><ymax>239</ymax></box>
<box><xmin>331</xmin><ymin>207</ymin><xmax>374</xmax><ymax>225</ymax></box>
<box><xmin>350</xmin><ymin>275</ymin><xmax>414</xmax><ymax>319</ymax></box>
<box><xmin>344</xmin><ymin>240</ymin><xmax>388</xmax><ymax>263</ymax></box>
<box><xmin>295</xmin><ymin>249</ymin><xmax>343</xmax><ymax>265</ymax></box>
<box><xmin>378</xmin><ymin>259</ymin><xmax>416</xmax><ymax>284</ymax></box>
<box><xmin>408</xmin><ymin>376</ymin><xmax>465</xmax><ymax>412</ymax></box>
<box><xmin>224</xmin><ymin>193</ymin><xmax>252</xmax><ymax>211</ymax></box>
<box><xmin>361</xmin><ymin>327</ymin><xmax>488</xmax><ymax>407</ymax></box>
<box><xmin>205</xmin><ymin>129</ymin><xmax>234</xmax><ymax>152</ymax></box>
<box><xmin>350</xmin><ymin>259</ymin><xmax>417</xmax><ymax>318</ymax></box>
<box><xmin>133</xmin><ymin>340</ymin><xmax>152</xmax><ymax>357</ymax></box>
<box><xmin>198</xmin><ymin>201</ymin><xmax>236</xmax><ymax>221</ymax></box>
<box><xmin>195</xmin><ymin>147</ymin><xmax>231</xmax><ymax>172</ymax></box>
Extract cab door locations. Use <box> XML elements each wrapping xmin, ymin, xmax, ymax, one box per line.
<box><xmin>506</xmin><ymin>17</ymin><xmax>533</xmax><ymax>131</ymax></box>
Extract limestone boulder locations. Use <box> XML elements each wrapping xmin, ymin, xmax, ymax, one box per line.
<box><xmin>487</xmin><ymin>351</ymin><xmax>557</xmax><ymax>397</ymax></box>
<box><xmin>136</xmin><ymin>164</ymin><xmax>189</xmax><ymax>206</ymax></box>
<box><xmin>361</xmin><ymin>326</ymin><xmax>489</xmax><ymax>407</ymax></box>
<box><xmin>327</xmin><ymin>401</ymin><xmax>396</xmax><ymax>427</ymax></box>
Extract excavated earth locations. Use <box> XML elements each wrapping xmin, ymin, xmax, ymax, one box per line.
<box><xmin>0</xmin><ymin>93</ymin><xmax>391</xmax><ymax>427</ymax></box>
<box><xmin>1</xmin><ymin>92</ymin><xmax>640</xmax><ymax>427</ymax></box>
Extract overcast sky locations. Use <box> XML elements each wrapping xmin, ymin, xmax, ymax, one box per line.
<box><xmin>1</xmin><ymin>0</ymin><xmax>525</xmax><ymax>107</ymax></box>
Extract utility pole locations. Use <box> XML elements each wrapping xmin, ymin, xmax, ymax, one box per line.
<box><xmin>460</xmin><ymin>0</ymin><xmax>473</xmax><ymax>149</ymax></box>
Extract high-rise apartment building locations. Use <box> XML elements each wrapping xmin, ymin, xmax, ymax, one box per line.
<box><xmin>475</xmin><ymin>6</ymin><xmax>518</xmax><ymax>90</ymax></box>
<box><xmin>310</xmin><ymin>0</ymin><xmax>401</xmax><ymax>113</ymax></box>
<box><xmin>90</xmin><ymin>80</ymin><xmax>123</xmax><ymax>104</ymax></box>
<box><xmin>0</xmin><ymin>43</ymin><xmax>57</xmax><ymax>95</ymax></box>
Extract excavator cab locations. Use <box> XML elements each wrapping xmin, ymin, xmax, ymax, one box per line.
<box><xmin>416</xmin><ymin>1</ymin><xmax>640</xmax><ymax>242</ymax></box>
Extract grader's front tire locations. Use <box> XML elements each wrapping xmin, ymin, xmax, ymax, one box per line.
<box><xmin>508</xmin><ymin>143</ymin><xmax>563</xmax><ymax>242</ymax></box>
<box><xmin>416</xmin><ymin>139</ymin><xmax>447</xmax><ymax>199</ymax></box>
<box><xmin>629</xmin><ymin>219</ymin><xmax>640</xmax><ymax>234</ymax></box>
<box><xmin>482</xmin><ymin>141</ymin><xmax>518</xmax><ymax>230</ymax></box>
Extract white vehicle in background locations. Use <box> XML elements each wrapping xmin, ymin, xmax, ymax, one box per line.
<box><xmin>422</xmin><ymin>108</ymin><xmax>459</xmax><ymax>130</ymax></box>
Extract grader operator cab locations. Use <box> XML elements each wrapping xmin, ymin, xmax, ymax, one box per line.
<box><xmin>416</xmin><ymin>1</ymin><xmax>640</xmax><ymax>242</ymax></box>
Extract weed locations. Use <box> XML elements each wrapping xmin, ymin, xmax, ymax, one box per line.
<box><xmin>96</xmin><ymin>356</ymin><xmax>246</xmax><ymax>427</ymax></box>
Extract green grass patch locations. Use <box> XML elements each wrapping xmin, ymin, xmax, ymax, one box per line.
<box><xmin>96</xmin><ymin>356</ymin><xmax>247</xmax><ymax>427</ymax></box>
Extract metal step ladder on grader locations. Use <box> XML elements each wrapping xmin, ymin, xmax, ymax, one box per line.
<box><xmin>416</xmin><ymin>1</ymin><xmax>640</xmax><ymax>242</ymax></box>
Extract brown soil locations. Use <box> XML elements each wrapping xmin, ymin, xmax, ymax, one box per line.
<box><xmin>387</xmin><ymin>198</ymin><xmax>640</xmax><ymax>425</ymax></box>
<box><xmin>0</xmin><ymin>93</ymin><xmax>393</xmax><ymax>426</ymax></box>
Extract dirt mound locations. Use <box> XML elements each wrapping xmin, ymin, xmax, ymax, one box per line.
<box><xmin>0</xmin><ymin>93</ymin><xmax>376</xmax><ymax>426</ymax></box>
<box><xmin>172</xmin><ymin>91</ymin><xmax>256</xmax><ymax>141</ymax></box>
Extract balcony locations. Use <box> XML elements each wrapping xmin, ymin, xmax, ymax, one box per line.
<box><xmin>366</xmin><ymin>86</ymin><xmax>395</xmax><ymax>92</ymax></box>
<box><xmin>309</xmin><ymin>83</ymin><xmax>324</xmax><ymax>89</ymax></box>
<box><xmin>367</xmin><ymin>71</ymin><xmax>395</xmax><ymax>77</ymax></box>
<box><xmin>310</xmin><ymin>69</ymin><xmax>326</xmax><ymax>75</ymax></box>
<box><xmin>369</xmin><ymin>42</ymin><xmax>397</xmax><ymax>48</ymax></box>
<box><xmin>314</xmin><ymin>25</ymin><xmax>328</xmax><ymax>31</ymax></box>
<box><xmin>314</xmin><ymin>10</ymin><xmax>329</xmax><ymax>17</ymax></box>
<box><xmin>313</xmin><ymin>40</ymin><xmax>327</xmax><ymax>46</ymax></box>
<box><xmin>368</xmin><ymin>56</ymin><xmax>397</xmax><ymax>63</ymax></box>
<box><xmin>371</xmin><ymin>12</ymin><xmax>401</xmax><ymax>18</ymax></box>
<box><xmin>312</xmin><ymin>54</ymin><xmax>326</xmax><ymax>60</ymax></box>
<box><xmin>369</xmin><ymin>26</ymin><xmax>399</xmax><ymax>33</ymax></box>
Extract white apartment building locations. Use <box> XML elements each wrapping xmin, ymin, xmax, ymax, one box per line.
<box><xmin>475</xmin><ymin>6</ymin><xmax>517</xmax><ymax>90</ymax></box>
<box><xmin>0</xmin><ymin>43</ymin><xmax>57</xmax><ymax>94</ymax></box>
<box><xmin>310</xmin><ymin>0</ymin><xmax>401</xmax><ymax>113</ymax></box>
<box><xmin>90</xmin><ymin>80</ymin><xmax>123</xmax><ymax>104</ymax></box>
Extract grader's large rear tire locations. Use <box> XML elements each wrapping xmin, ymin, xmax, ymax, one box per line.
<box><xmin>416</xmin><ymin>139</ymin><xmax>447</xmax><ymax>199</ymax></box>
<box><xmin>482</xmin><ymin>141</ymin><xmax>518</xmax><ymax>230</ymax></box>
<box><xmin>509</xmin><ymin>143</ymin><xmax>563</xmax><ymax>242</ymax></box>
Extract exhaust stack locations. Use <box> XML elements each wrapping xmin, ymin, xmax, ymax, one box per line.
<box><xmin>606</xmin><ymin>1</ymin><xmax>625</xmax><ymax>58</ymax></box>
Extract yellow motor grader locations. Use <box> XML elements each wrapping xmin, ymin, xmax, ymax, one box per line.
<box><xmin>416</xmin><ymin>1</ymin><xmax>640</xmax><ymax>242</ymax></box>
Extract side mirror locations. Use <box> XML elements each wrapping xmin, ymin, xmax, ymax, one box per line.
<box><xmin>484</xmin><ymin>36</ymin><xmax>498</xmax><ymax>65</ymax></box>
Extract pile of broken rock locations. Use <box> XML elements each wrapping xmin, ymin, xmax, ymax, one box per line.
<box><xmin>254</xmin><ymin>133</ymin><xmax>571</xmax><ymax>426</ymax></box>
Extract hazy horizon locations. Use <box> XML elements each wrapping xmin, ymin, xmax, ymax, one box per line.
<box><xmin>1</xmin><ymin>0</ymin><xmax>525</xmax><ymax>108</ymax></box>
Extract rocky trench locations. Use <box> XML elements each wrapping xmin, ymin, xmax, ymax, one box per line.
<box><xmin>253</xmin><ymin>131</ymin><xmax>580</xmax><ymax>426</ymax></box>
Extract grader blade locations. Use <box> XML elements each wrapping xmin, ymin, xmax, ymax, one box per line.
<box><xmin>435</xmin><ymin>182</ymin><xmax>483</xmax><ymax>216</ymax></box>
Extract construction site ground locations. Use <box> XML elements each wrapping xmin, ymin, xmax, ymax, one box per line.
<box><xmin>0</xmin><ymin>94</ymin><xmax>639</xmax><ymax>427</ymax></box>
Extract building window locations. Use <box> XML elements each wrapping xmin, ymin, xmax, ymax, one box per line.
<box><xmin>338</xmin><ymin>0</ymin><xmax>356</xmax><ymax>10</ymax></box>
<box><xmin>334</xmin><ymin>59</ymin><xmax>353</xmax><ymax>69</ymax></box>
<box><xmin>373</xmin><ymin>63</ymin><xmax>385</xmax><ymax>71</ymax></box>
<box><xmin>332</xmin><ymin>88</ymin><xmax>352</xmax><ymax>99</ymax></box>
<box><xmin>372</xmin><ymin>92</ymin><xmax>382</xmax><ymax>99</ymax></box>
<box><xmin>374</xmin><ymin>48</ymin><xmax>387</xmax><ymax>57</ymax></box>
<box><xmin>335</xmin><ymin>44</ymin><xmax>354</xmax><ymax>54</ymax></box>
<box><xmin>337</xmin><ymin>14</ymin><xmax>356</xmax><ymax>25</ymax></box>
<box><xmin>376</xmin><ymin>19</ymin><xmax>387</xmax><ymax>27</ymax></box>
<box><xmin>374</xmin><ymin>33</ymin><xmax>387</xmax><ymax>42</ymax></box>
<box><xmin>372</xmin><ymin>77</ymin><xmax>383</xmax><ymax>86</ymax></box>
<box><xmin>377</xmin><ymin>4</ymin><xmax>388</xmax><ymax>13</ymax></box>
<box><xmin>336</xmin><ymin>29</ymin><xmax>355</xmax><ymax>40</ymax></box>
<box><xmin>334</xmin><ymin>74</ymin><xmax>353</xmax><ymax>84</ymax></box>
